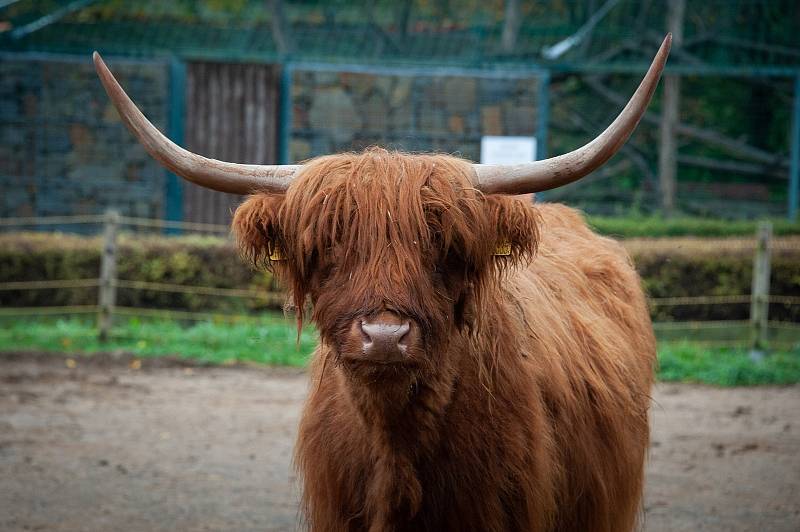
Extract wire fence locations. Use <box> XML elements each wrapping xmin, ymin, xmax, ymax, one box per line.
<box><xmin>3</xmin><ymin>38</ymin><xmax>799</xmax><ymax>225</ymax></box>
<box><xmin>1</xmin><ymin>212</ymin><xmax>799</xmax><ymax>350</ymax></box>
<box><xmin>2</xmin><ymin>282</ymin><xmax>798</xmax><ymax>308</ymax></box>
<box><xmin>0</xmin><ymin>214</ymin><xmax>230</xmax><ymax>234</ymax></box>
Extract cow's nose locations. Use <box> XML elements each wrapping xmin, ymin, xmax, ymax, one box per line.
<box><xmin>356</xmin><ymin>312</ymin><xmax>412</xmax><ymax>363</ymax></box>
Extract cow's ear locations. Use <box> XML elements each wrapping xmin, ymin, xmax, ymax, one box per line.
<box><xmin>484</xmin><ymin>195</ymin><xmax>540</xmax><ymax>268</ymax></box>
<box><xmin>232</xmin><ymin>194</ymin><xmax>285</xmax><ymax>270</ymax></box>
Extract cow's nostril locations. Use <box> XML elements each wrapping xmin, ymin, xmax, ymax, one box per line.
<box><xmin>360</xmin><ymin>321</ymin><xmax>409</xmax><ymax>346</ymax></box>
<box><xmin>358</xmin><ymin>320</ymin><xmax>371</xmax><ymax>344</ymax></box>
<box><xmin>356</xmin><ymin>313</ymin><xmax>414</xmax><ymax>363</ymax></box>
<box><xmin>396</xmin><ymin>321</ymin><xmax>411</xmax><ymax>346</ymax></box>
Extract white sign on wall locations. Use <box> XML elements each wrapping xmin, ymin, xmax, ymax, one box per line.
<box><xmin>480</xmin><ymin>136</ymin><xmax>537</xmax><ymax>165</ymax></box>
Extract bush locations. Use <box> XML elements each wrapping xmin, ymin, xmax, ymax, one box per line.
<box><xmin>0</xmin><ymin>232</ymin><xmax>276</xmax><ymax>312</ymax></box>
<box><xmin>588</xmin><ymin>216</ymin><xmax>800</xmax><ymax>238</ymax></box>
<box><xmin>1</xmin><ymin>231</ymin><xmax>799</xmax><ymax>322</ymax></box>
<box><xmin>627</xmin><ymin>237</ymin><xmax>800</xmax><ymax>322</ymax></box>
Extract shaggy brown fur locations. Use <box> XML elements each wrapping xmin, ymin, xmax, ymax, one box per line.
<box><xmin>233</xmin><ymin>148</ymin><xmax>655</xmax><ymax>532</ymax></box>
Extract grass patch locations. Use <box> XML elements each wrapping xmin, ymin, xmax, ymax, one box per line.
<box><xmin>0</xmin><ymin>315</ymin><xmax>315</xmax><ymax>366</ymax></box>
<box><xmin>657</xmin><ymin>342</ymin><xmax>800</xmax><ymax>386</ymax></box>
<box><xmin>1</xmin><ymin>318</ymin><xmax>799</xmax><ymax>385</ymax></box>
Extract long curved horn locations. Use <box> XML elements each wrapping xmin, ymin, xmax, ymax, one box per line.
<box><xmin>473</xmin><ymin>34</ymin><xmax>672</xmax><ymax>195</ymax></box>
<box><xmin>93</xmin><ymin>52</ymin><xmax>299</xmax><ymax>194</ymax></box>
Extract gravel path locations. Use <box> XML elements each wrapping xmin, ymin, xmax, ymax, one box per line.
<box><xmin>1</xmin><ymin>352</ymin><xmax>798</xmax><ymax>531</ymax></box>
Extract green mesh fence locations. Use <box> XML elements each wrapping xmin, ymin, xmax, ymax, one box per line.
<box><xmin>1</xmin><ymin>0</ymin><xmax>799</xmax><ymax>220</ymax></box>
<box><xmin>1</xmin><ymin>0</ymin><xmax>798</xmax><ymax>70</ymax></box>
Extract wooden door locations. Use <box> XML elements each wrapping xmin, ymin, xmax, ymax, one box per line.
<box><xmin>183</xmin><ymin>62</ymin><xmax>280</xmax><ymax>225</ymax></box>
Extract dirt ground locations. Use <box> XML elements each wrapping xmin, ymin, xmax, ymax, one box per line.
<box><xmin>0</xmin><ymin>353</ymin><xmax>798</xmax><ymax>532</ymax></box>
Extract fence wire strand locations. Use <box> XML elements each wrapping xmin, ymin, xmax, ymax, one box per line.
<box><xmin>0</xmin><ymin>215</ymin><xmax>107</xmax><ymax>226</ymax></box>
<box><xmin>652</xmin><ymin>320</ymin><xmax>751</xmax><ymax>330</ymax></box>
<box><xmin>3</xmin><ymin>280</ymin><xmax>797</xmax><ymax>309</ymax></box>
<box><xmin>649</xmin><ymin>295</ymin><xmax>751</xmax><ymax>306</ymax></box>
<box><xmin>118</xmin><ymin>216</ymin><xmax>229</xmax><ymax>233</ymax></box>
<box><xmin>116</xmin><ymin>280</ymin><xmax>284</xmax><ymax>303</ymax></box>
<box><xmin>0</xmin><ymin>305</ymin><xmax>98</xmax><ymax>315</ymax></box>
<box><xmin>113</xmin><ymin>306</ymin><xmax>284</xmax><ymax>323</ymax></box>
<box><xmin>0</xmin><ymin>279</ymin><xmax>100</xmax><ymax>290</ymax></box>
<box><xmin>0</xmin><ymin>214</ymin><xmax>229</xmax><ymax>233</ymax></box>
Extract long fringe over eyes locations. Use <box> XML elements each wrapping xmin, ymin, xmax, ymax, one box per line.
<box><xmin>234</xmin><ymin>148</ymin><xmax>540</xmax><ymax>330</ymax></box>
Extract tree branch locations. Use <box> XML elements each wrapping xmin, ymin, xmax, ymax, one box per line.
<box><xmin>584</xmin><ymin>77</ymin><xmax>789</xmax><ymax>168</ymax></box>
<box><xmin>677</xmin><ymin>154</ymin><xmax>787</xmax><ymax>179</ymax></box>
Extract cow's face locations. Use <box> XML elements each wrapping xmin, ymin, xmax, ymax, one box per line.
<box><xmin>234</xmin><ymin>150</ymin><xmax>538</xmax><ymax>382</ymax></box>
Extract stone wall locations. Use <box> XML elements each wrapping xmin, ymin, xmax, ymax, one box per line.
<box><xmin>0</xmin><ymin>58</ymin><xmax>543</xmax><ymax>225</ymax></box>
<box><xmin>0</xmin><ymin>56</ymin><xmax>169</xmax><ymax>220</ymax></box>
<box><xmin>290</xmin><ymin>70</ymin><xmax>540</xmax><ymax>163</ymax></box>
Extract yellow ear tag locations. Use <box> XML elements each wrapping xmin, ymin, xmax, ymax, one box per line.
<box><xmin>268</xmin><ymin>244</ymin><xmax>285</xmax><ymax>261</ymax></box>
<box><xmin>493</xmin><ymin>242</ymin><xmax>512</xmax><ymax>256</ymax></box>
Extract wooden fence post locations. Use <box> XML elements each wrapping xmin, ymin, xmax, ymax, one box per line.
<box><xmin>749</xmin><ymin>220</ymin><xmax>772</xmax><ymax>358</ymax></box>
<box><xmin>98</xmin><ymin>210</ymin><xmax>120</xmax><ymax>342</ymax></box>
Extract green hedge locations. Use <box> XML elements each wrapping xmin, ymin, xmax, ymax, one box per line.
<box><xmin>588</xmin><ymin>216</ymin><xmax>800</xmax><ymax>238</ymax></box>
<box><xmin>0</xmin><ymin>232</ymin><xmax>275</xmax><ymax>312</ymax></box>
<box><xmin>1</xmin><ymin>232</ymin><xmax>799</xmax><ymax>322</ymax></box>
<box><xmin>627</xmin><ymin>237</ymin><xmax>800</xmax><ymax>322</ymax></box>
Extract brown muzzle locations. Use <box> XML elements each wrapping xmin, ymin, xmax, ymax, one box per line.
<box><xmin>347</xmin><ymin>311</ymin><xmax>419</xmax><ymax>364</ymax></box>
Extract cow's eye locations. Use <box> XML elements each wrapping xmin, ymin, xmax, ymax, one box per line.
<box><xmin>313</xmin><ymin>262</ymin><xmax>336</xmax><ymax>284</ymax></box>
<box><xmin>433</xmin><ymin>250</ymin><xmax>465</xmax><ymax>280</ymax></box>
<box><xmin>444</xmin><ymin>248</ymin><xmax>466</xmax><ymax>269</ymax></box>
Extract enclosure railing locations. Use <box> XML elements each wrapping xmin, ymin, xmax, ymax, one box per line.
<box><xmin>1</xmin><ymin>212</ymin><xmax>799</xmax><ymax>352</ymax></box>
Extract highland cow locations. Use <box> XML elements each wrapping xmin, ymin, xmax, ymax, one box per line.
<box><xmin>93</xmin><ymin>34</ymin><xmax>670</xmax><ymax>532</ymax></box>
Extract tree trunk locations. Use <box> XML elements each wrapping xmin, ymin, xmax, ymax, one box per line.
<box><xmin>268</xmin><ymin>0</ymin><xmax>291</xmax><ymax>56</ymax></box>
<box><xmin>501</xmin><ymin>0</ymin><xmax>521</xmax><ymax>53</ymax></box>
<box><xmin>657</xmin><ymin>0</ymin><xmax>685</xmax><ymax>216</ymax></box>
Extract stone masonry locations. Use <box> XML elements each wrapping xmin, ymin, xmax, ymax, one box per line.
<box><xmin>0</xmin><ymin>57</ymin><xmax>169</xmax><ymax>221</ymax></box>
